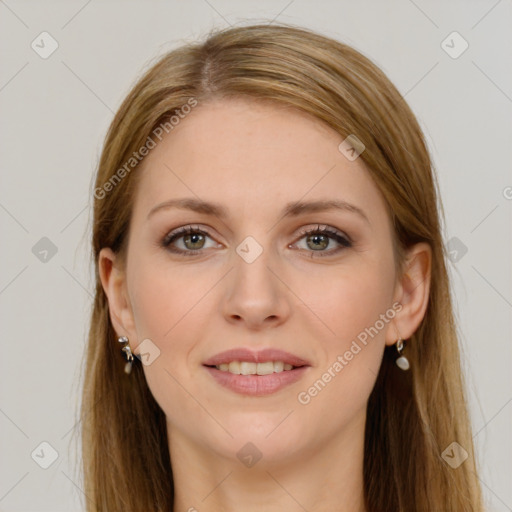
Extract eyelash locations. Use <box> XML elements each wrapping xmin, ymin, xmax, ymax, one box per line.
<box><xmin>161</xmin><ymin>224</ymin><xmax>352</xmax><ymax>258</ymax></box>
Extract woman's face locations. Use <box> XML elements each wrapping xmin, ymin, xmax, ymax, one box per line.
<box><xmin>104</xmin><ymin>97</ymin><xmax>406</xmax><ymax>466</ymax></box>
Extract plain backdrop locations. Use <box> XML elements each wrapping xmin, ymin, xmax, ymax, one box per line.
<box><xmin>0</xmin><ymin>1</ymin><xmax>511</xmax><ymax>511</ymax></box>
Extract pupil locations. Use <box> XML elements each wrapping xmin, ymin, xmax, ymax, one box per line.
<box><xmin>309</xmin><ymin>234</ymin><xmax>327</xmax><ymax>250</ymax></box>
<box><xmin>186</xmin><ymin>233</ymin><xmax>203</xmax><ymax>249</ymax></box>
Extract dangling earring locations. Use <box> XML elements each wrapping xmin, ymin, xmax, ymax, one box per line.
<box><xmin>395</xmin><ymin>336</ymin><xmax>410</xmax><ymax>371</ymax></box>
<box><xmin>118</xmin><ymin>336</ymin><xmax>134</xmax><ymax>374</ymax></box>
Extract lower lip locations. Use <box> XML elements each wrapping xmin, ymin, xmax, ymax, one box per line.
<box><xmin>203</xmin><ymin>365</ymin><xmax>310</xmax><ymax>396</ymax></box>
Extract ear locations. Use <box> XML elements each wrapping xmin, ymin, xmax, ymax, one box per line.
<box><xmin>385</xmin><ymin>242</ymin><xmax>432</xmax><ymax>346</ymax></box>
<box><xmin>98</xmin><ymin>247</ymin><xmax>137</xmax><ymax>343</ymax></box>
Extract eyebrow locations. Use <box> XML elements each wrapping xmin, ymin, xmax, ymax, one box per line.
<box><xmin>147</xmin><ymin>197</ymin><xmax>370</xmax><ymax>224</ymax></box>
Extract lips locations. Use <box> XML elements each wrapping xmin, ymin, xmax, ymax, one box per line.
<box><xmin>202</xmin><ymin>348</ymin><xmax>311</xmax><ymax>368</ymax></box>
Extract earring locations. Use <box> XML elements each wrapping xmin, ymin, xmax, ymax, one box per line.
<box><xmin>395</xmin><ymin>337</ymin><xmax>410</xmax><ymax>371</ymax></box>
<box><xmin>118</xmin><ymin>336</ymin><xmax>134</xmax><ymax>374</ymax></box>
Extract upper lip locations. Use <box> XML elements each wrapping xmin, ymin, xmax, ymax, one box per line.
<box><xmin>203</xmin><ymin>348</ymin><xmax>311</xmax><ymax>367</ymax></box>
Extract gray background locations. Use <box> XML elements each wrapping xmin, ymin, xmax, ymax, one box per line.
<box><xmin>1</xmin><ymin>1</ymin><xmax>511</xmax><ymax>510</ymax></box>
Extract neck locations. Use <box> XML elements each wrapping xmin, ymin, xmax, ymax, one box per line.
<box><xmin>168</xmin><ymin>410</ymin><xmax>368</xmax><ymax>512</ymax></box>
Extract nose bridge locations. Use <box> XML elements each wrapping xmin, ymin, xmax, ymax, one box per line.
<box><xmin>232</xmin><ymin>234</ymin><xmax>277</xmax><ymax>298</ymax></box>
<box><xmin>222</xmin><ymin>233</ymin><xmax>289</xmax><ymax>326</ymax></box>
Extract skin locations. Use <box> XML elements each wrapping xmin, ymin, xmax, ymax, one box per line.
<box><xmin>99</xmin><ymin>97</ymin><xmax>431</xmax><ymax>512</ymax></box>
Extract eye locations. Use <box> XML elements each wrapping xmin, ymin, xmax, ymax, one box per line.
<box><xmin>161</xmin><ymin>224</ymin><xmax>352</xmax><ymax>257</ymax></box>
<box><xmin>291</xmin><ymin>224</ymin><xmax>352</xmax><ymax>258</ymax></box>
<box><xmin>161</xmin><ymin>225</ymin><xmax>220</xmax><ymax>256</ymax></box>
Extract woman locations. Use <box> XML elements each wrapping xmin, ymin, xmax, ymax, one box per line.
<box><xmin>81</xmin><ymin>22</ymin><xmax>484</xmax><ymax>511</ymax></box>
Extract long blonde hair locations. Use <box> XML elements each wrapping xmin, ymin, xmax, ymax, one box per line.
<box><xmin>79</xmin><ymin>22</ymin><xmax>484</xmax><ymax>511</ymax></box>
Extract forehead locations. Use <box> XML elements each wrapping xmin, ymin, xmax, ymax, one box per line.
<box><xmin>132</xmin><ymin>97</ymin><xmax>389</xmax><ymax>227</ymax></box>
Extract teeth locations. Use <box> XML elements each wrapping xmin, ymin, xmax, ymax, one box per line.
<box><xmin>256</xmin><ymin>361</ymin><xmax>274</xmax><ymax>375</ymax></box>
<box><xmin>240</xmin><ymin>362</ymin><xmax>257</xmax><ymax>375</ymax></box>
<box><xmin>228</xmin><ymin>361</ymin><xmax>240</xmax><ymax>374</ymax></box>
<box><xmin>215</xmin><ymin>361</ymin><xmax>297</xmax><ymax>375</ymax></box>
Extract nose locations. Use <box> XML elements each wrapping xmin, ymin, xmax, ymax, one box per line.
<box><xmin>221</xmin><ymin>245</ymin><xmax>291</xmax><ymax>331</ymax></box>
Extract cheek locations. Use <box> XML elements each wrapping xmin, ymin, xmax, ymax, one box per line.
<box><xmin>129</xmin><ymin>270</ymin><xmax>180</xmax><ymax>340</ymax></box>
<box><xmin>309</xmin><ymin>259</ymin><xmax>395</xmax><ymax>347</ymax></box>
<box><xmin>127</xmin><ymin>246</ymin><xmax>201</xmax><ymax>335</ymax></box>
<box><xmin>296</xmin><ymin>258</ymin><xmax>394</xmax><ymax>407</ymax></box>
<box><xmin>126</xmin><ymin>259</ymin><xmax>209</xmax><ymax>424</ymax></box>
<box><xmin>127</xmin><ymin>255</ymin><xmax>219</xmax><ymax>365</ymax></box>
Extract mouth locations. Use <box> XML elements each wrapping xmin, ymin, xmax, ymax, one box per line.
<box><xmin>203</xmin><ymin>351</ymin><xmax>311</xmax><ymax>396</ymax></box>
<box><xmin>202</xmin><ymin>348</ymin><xmax>311</xmax><ymax>396</ymax></box>
<box><xmin>203</xmin><ymin>364</ymin><xmax>310</xmax><ymax>396</ymax></box>
<box><xmin>202</xmin><ymin>347</ymin><xmax>311</xmax><ymax>368</ymax></box>
<box><xmin>203</xmin><ymin>361</ymin><xmax>305</xmax><ymax>375</ymax></box>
